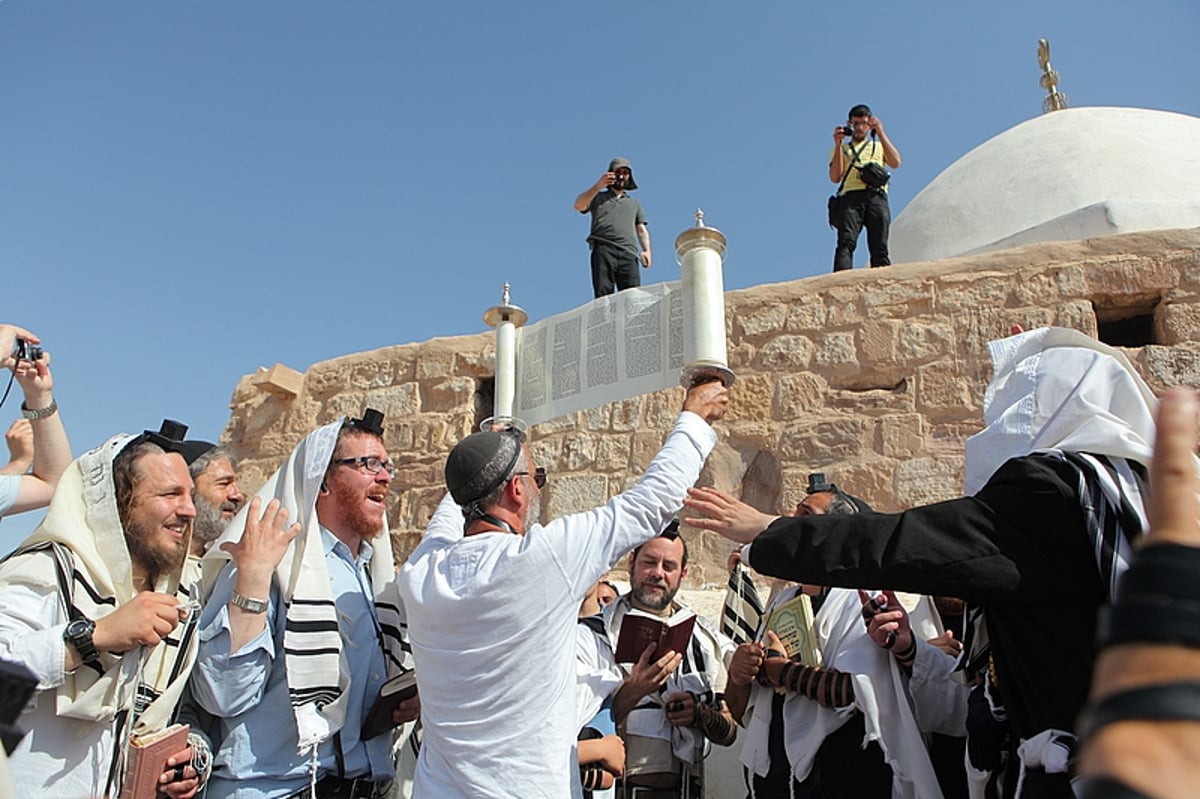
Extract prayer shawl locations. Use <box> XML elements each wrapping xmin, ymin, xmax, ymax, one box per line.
<box><xmin>739</xmin><ymin>586</ymin><xmax>945</xmax><ymax>799</ymax></box>
<box><xmin>721</xmin><ymin>562</ymin><xmax>764</xmax><ymax>645</ymax></box>
<box><xmin>958</xmin><ymin>327</ymin><xmax>1161</xmax><ymax>789</ymax></box>
<box><xmin>601</xmin><ymin>596</ymin><xmax>731</xmax><ymax>775</ymax></box>
<box><xmin>200</xmin><ymin>418</ymin><xmax>411</xmax><ymax>756</ymax></box>
<box><xmin>0</xmin><ymin>434</ymin><xmax>200</xmax><ymax>789</ymax></box>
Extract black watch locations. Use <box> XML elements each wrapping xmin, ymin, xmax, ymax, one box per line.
<box><xmin>63</xmin><ymin>617</ymin><xmax>100</xmax><ymax>665</ymax></box>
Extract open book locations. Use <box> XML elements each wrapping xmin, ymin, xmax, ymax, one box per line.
<box><xmin>614</xmin><ymin>607</ymin><xmax>697</xmax><ymax>663</ymax></box>
<box><xmin>361</xmin><ymin>670</ymin><xmax>418</xmax><ymax>740</ymax></box>
<box><xmin>763</xmin><ymin>592</ymin><xmax>822</xmax><ymax>667</ymax></box>
<box><xmin>119</xmin><ymin>723</ymin><xmax>190</xmax><ymax>799</ymax></box>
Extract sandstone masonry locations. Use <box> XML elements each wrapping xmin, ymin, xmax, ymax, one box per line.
<box><xmin>220</xmin><ymin>228</ymin><xmax>1200</xmax><ymax>585</ymax></box>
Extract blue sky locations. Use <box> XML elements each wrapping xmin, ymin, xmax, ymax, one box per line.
<box><xmin>2</xmin><ymin>0</ymin><xmax>1197</xmax><ymax>549</ymax></box>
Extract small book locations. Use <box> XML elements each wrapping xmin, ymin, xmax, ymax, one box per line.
<box><xmin>361</xmin><ymin>670</ymin><xmax>418</xmax><ymax>740</ymax></box>
<box><xmin>614</xmin><ymin>607</ymin><xmax>697</xmax><ymax>663</ymax></box>
<box><xmin>118</xmin><ymin>722</ymin><xmax>190</xmax><ymax>799</ymax></box>
<box><xmin>763</xmin><ymin>593</ymin><xmax>822</xmax><ymax>667</ymax></box>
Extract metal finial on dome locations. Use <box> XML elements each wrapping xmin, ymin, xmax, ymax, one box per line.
<box><xmin>1037</xmin><ymin>38</ymin><xmax>1069</xmax><ymax>114</ymax></box>
<box><xmin>695</xmin><ymin>209</ymin><xmax>705</xmax><ymax>228</ymax></box>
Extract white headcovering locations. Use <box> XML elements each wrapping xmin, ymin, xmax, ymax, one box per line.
<box><xmin>201</xmin><ymin>418</ymin><xmax>409</xmax><ymax>756</ymax></box>
<box><xmin>0</xmin><ymin>433</ymin><xmax>196</xmax><ymax>733</ymax></box>
<box><xmin>963</xmin><ymin>327</ymin><xmax>1158</xmax><ymax>495</ymax></box>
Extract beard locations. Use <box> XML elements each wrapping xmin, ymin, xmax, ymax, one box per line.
<box><xmin>327</xmin><ymin>477</ymin><xmax>387</xmax><ymax>541</ymax></box>
<box><xmin>523</xmin><ymin>492</ymin><xmax>542</xmax><ymax>530</ymax></box>
<box><xmin>192</xmin><ymin>497</ymin><xmax>232</xmax><ymax>546</ymax></box>
<box><xmin>124</xmin><ymin>519</ymin><xmax>187</xmax><ymax>584</ymax></box>
<box><xmin>631</xmin><ymin>578</ymin><xmax>676</xmax><ymax>612</ymax></box>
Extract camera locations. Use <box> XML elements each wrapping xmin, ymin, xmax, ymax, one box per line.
<box><xmin>841</xmin><ymin>124</ymin><xmax>854</xmax><ymax>137</ymax></box>
<box><xmin>12</xmin><ymin>339</ymin><xmax>43</xmax><ymax>362</ymax></box>
<box><xmin>610</xmin><ymin>174</ymin><xmax>627</xmax><ymax>188</ymax></box>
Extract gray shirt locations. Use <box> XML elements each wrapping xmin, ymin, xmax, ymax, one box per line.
<box><xmin>584</xmin><ymin>189</ymin><xmax>646</xmax><ymax>254</ymax></box>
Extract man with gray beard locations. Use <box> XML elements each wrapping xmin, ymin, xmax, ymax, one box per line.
<box><xmin>181</xmin><ymin>443</ymin><xmax>245</xmax><ymax>558</ymax></box>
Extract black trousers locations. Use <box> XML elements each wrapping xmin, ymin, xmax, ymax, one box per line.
<box><xmin>833</xmin><ymin>189</ymin><xmax>891</xmax><ymax>272</ymax></box>
<box><xmin>591</xmin><ymin>243</ymin><xmax>642</xmax><ymax>298</ymax></box>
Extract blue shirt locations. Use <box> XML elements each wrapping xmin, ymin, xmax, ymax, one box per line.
<box><xmin>190</xmin><ymin>529</ymin><xmax>392</xmax><ymax>799</ymax></box>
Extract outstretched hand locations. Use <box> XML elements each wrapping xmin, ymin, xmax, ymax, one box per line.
<box><xmin>858</xmin><ymin>589</ymin><xmax>913</xmax><ymax>653</ymax></box>
<box><xmin>220</xmin><ymin>496</ymin><xmax>301</xmax><ymax>581</ymax></box>
<box><xmin>683</xmin><ymin>486</ymin><xmax>778</xmax><ymax>545</ymax></box>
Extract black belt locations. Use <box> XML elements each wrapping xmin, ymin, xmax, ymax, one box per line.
<box><xmin>286</xmin><ymin>775</ymin><xmax>392</xmax><ymax>799</ymax></box>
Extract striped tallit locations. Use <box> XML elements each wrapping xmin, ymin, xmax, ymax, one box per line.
<box><xmin>720</xmin><ymin>561</ymin><xmax>764</xmax><ymax>645</ymax></box>
<box><xmin>200</xmin><ymin>418</ymin><xmax>411</xmax><ymax>756</ymax></box>
<box><xmin>0</xmin><ymin>433</ymin><xmax>201</xmax><ymax>792</ymax></box>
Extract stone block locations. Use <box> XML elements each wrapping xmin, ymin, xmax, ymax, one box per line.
<box><xmin>858</xmin><ymin>319</ymin><xmax>902</xmax><ymax>366</ymax></box>
<box><xmin>1157</xmin><ymin>300</ymin><xmax>1200</xmax><ymax>345</ymax></box>
<box><xmin>254</xmin><ymin>363</ymin><xmax>305</xmax><ymax>399</ymax></box>
<box><xmin>420</xmin><ymin>377</ymin><xmax>477</xmax><ymax>413</ymax></box>
<box><xmin>916</xmin><ymin>363</ymin><xmax>977</xmax><ymax>421</ymax></box>
<box><xmin>897</xmin><ymin>322</ymin><xmax>955</xmax><ymax>366</ymax></box>
<box><xmin>773</xmin><ymin>373</ymin><xmax>826</xmax><ymax>418</ymax></box>
<box><xmin>935</xmin><ymin>273</ymin><xmax>1012</xmax><ymax>311</ymax></box>
<box><xmin>876</xmin><ymin>414</ymin><xmax>926</xmax><ymax>458</ymax></box>
<box><xmin>736</xmin><ymin>304</ymin><xmax>788</xmax><ymax>338</ymax></box>
<box><xmin>1139</xmin><ymin>344</ymin><xmax>1200</xmax><ymax>391</ymax></box>
<box><xmin>562</xmin><ymin>433</ymin><xmax>600</xmax><ymax>471</ymax></box>
<box><xmin>893</xmin><ymin>457</ymin><xmax>960</xmax><ymax>507</ymax></box>
<box><xmin>594</xmin><ymin>435</ymin><xmax>632</xmax><ymax>472</ymax></box>
<box><xmin>812</xmin><ymin>333</ymin><xmax>857</xmax><ymax>371</ymax></box>
<box><xmin>757</xmin><ymin>335</ymin><xmax>814</xmax><ymax>370</ymax></box>
<box><xmin>778</xmin><ymin>418</ymin><xmax>867</xmax><ymax>465</ymax></box>
<box><xmin>784</xmin><ymin>299</ymin><xmax>827</xmax><ymax>333</ymax></box>
<box><xmin>862</xmin><ymin>281</ymin><xmax>934</xmax><ymax>316</ymax></box>
<box><xmin>545</xmin><ymin>474</ymin><xmax>609</xmax><ymax>519</ymax></box>
<box><xmin>727</xmin><ymin>375</ymin><xmax>774</xmax><ymax>422</ymax></box>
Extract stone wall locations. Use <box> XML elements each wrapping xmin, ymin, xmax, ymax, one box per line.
<box><xmin>220</xmin><ymin>228</ymin><xmax>1200</xmax><ymax>586</ymax></box>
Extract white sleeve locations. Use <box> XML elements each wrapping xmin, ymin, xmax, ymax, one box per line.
<box><xmin>908</xmin><ymin>639</ymin><xmax>970</xmax><ymax>735</ymax></box>
<box><xmin>542</xmin><ymin>412</ymin><xmax>717</xmax><ymax>601</ymax></box>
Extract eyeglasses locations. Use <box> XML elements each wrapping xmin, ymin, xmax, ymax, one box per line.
<box><xmin>513</xmin><ymin>467</ymin><xmax>547</xmax><ymax>489</ymax></box>
<box><xmin>334</xmin><ymin>456</ymin><xmax>396</xmax><ymax>477</ymax></box>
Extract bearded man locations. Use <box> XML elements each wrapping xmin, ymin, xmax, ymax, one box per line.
<box><xmin>190</xmin><ymin>409</ymin><xmax>416</xmax><ymax>799</ymax></box>
<box><xmin>0</xmin><ymin>421</ymin><xmax>207</xmax><ymax>798</ymax></box>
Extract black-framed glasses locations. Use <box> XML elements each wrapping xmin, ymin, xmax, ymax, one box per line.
<box><xmin>513</xmin><ymin>467</ymin><xmax>547</xmax><ymax>489</ymax></box>
<box><xmin>334</xmin><ymin>456</ymin><xmax>397</xmax><ymax>477</ymax></box>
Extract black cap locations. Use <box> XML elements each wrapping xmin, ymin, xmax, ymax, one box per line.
<box><xmin>179</xmin><ymin>440</ymin><xmax>217</xmax><ymax>466</ymax></box>
<box><xmin>347</xmin><ymin>408</ymin><xmax>385</xmax><ymax>437</ymax></box>
<box><xmin>120</xmin><ymin>419</ymin><xmax>190</xmax><ymax>458</ymax></box>
<box><xmin>444</xmin><ymin>430</ymin><xmax>521</xmax><ymax>507</ymax></box>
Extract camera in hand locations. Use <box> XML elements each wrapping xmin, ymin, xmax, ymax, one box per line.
<box><xmin>841</xmin><ymin>124</ymin><xmax>854</xmax><ymax>137</ymax></box>
<box><xmin>13</xmin><ymin>339</ymin><xmax>43</xmax><ymax>362</ymax></box>
<box><xmin>610</xmin><ymin>174</ymin><xmax>627</xmax><ymax>189</ymax></box>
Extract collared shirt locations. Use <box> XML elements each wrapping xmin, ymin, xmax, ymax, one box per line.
<box><xmin>830</xmin><ymin>139</ymin><xmax>887</xmax><ymax>194</ymax></box>
<box><xmin>585</xmin><ymin>188</ymin><xmax>647</xmax><ymax>254</ymax></box>
<box><xmin>191</xmin><ymin>529</ymin><xmax>391</xmax><ymax>799</ymax></box>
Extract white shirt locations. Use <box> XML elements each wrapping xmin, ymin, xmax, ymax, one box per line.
<box><xmin>398</xmin><ymin>412</ymin><xmax>716</xmax><ymax>799</ymax></box>
<box><xmin>0</xmin><ymin>474</ymin><xmax>17</xmax><ymax>519</ymax></box>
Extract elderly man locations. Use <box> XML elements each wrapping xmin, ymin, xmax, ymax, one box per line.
<box><xmin>182</xmin><ymin>442</ymin><xmax>245</xmax><ymax>557</ymax></box>
<box><xmin>686</xmin><ymin>328</ymin><xmax>1157</xmax><ymax>799</ymax></box>
<box><xmin>0</xmin><ymin>421</ymin><xmax>205</xmax><ymax>798</ymax></box>
<box><xmin>399</xmin><ymin>379</ymin><xmax>727</xmax><ymax>798</ymax></box>
<box><xmin>0</xmin><ymin>323</ymin><xmax>70</xmax><ymax>521</ymax></box>
<box><xmin>190</xmin><ymin>409</ymin><xmax>416</xmax><ymax>799</ymax></box>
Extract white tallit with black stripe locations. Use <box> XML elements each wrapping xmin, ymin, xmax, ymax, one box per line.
<box><xmin>721</xmin><ymin>561</ymin><xmax>765</xmax><ymax>645</ymax></box>
<box><xmin>200</xmin><ymin>418</ymin><xmax>411</xmax><ymax>756</ymax></box>
<box><xmin>957</xmin><ymin>327</ymin><xmax>1157</xmax><ymax>782</ymax></box>
<box><xmin>0</xmin><ymin>434</ymin><xmax>200</xmax><ymax>788</ymax></box>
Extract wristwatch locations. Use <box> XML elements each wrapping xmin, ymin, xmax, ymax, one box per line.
<box><xmin>230</xmin><ymin>590</ymin><xmax>268</xmax><ymax>614</ymax></box>
<box><xmin>21</xmin><ymin>398</ymin><xmax>58</xmax><ymax>421</ymax></box>
<box><xmin>63</xmin><ymin>617</ymin><xmax>100</xmax><ymax>665</ymax></box>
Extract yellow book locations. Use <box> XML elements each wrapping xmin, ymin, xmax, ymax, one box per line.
<box><xmin>763</xmin><ymin>593</ymin><xmax>822</xmax><ymax>667</ymax></box>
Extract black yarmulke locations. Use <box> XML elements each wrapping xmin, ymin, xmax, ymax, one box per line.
<box><xmin>444</xmin><ymin>430</ymin><xmax>521</xmax><ymax>506</ymax></box>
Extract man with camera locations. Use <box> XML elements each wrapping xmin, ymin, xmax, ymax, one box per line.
<box><xmin>0</xmin><ymin>324</ymin><xmax>70</xmax><ymax>521</ymax></box>
<box><xmin>574</xmin><ymin>157</ymin><xmax>652</xmax><ymax>298</ymax></box>
<box><xmin>829</xmin><ymin>104</ymin><xmax>902</xmax><ymax>272</ymax></box>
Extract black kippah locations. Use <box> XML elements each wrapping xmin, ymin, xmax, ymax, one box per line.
<box><xmin>121</xmin><ymin>419</ymin><xmax>190</xmax><ymax>458</ymax></box>
<box><xmin>179</xmin><ymin>440</ymin><xmax>216</xmax><ymax>465</ymax></box>
<box><xmin>445</xmin><ymin>430</ymin><xmax>521</xmax><ymax>506</ymax></box>
<box><xmin>347</xmin><ymin>408</ymin><xmax>385</xmax><ymax>437</ymax></box>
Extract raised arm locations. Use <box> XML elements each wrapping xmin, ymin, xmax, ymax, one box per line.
<box><xmin>574</xmin><ymin>172</ymin><xmax>615</xmax><ymax>213</ymax></box>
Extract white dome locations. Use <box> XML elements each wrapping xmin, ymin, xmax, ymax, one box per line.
<box><xmin>890</xmin><ymin>107</ymin><xmax>1200</xmax><ymax>264</ymax></box>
